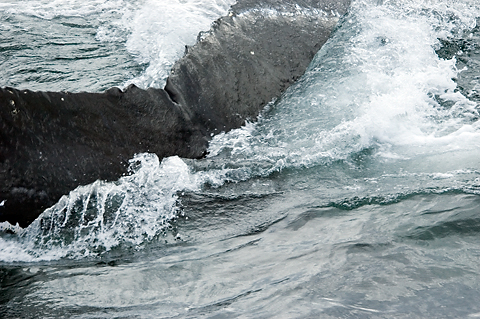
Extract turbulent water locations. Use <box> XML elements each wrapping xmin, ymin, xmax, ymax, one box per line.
<box><xmin>1</xmin><ymin>0</ymin><xmax>480</xmax><ymax>318</ymax></box>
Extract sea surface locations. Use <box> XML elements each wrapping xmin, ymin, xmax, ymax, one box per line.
<box><xmin>1</xmin><ymin>0</ymin><xmax>480</xmax><ymax>318</ymax></box>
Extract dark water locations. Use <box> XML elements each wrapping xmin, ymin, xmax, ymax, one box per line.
<box><xmin>1</xmin><ymin>0</ymin><xmax>480</xmax><ymax>318</ymax></box>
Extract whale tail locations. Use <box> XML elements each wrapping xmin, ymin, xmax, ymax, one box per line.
<box><xmin>0</xmin><ymin>0</ymin><xmax>351</xmax><ymax>227</ymax></box>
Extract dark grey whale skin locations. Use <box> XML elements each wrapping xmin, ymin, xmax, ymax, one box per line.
<box><xmin>0</xmin><ymin>0</ymin><xmax>350</xmax><ymax>227</ymax></box>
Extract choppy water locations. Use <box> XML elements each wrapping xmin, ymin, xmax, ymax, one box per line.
<box><xmin>1</xmin><ymin>0</ymin><xmax>480</xmax><ymax>318</ymax></box>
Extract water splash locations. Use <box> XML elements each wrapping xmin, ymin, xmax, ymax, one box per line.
<box><xmin>120</xmin><ymin>0</ymin><xmax>236</xmax><ymax>88</ymax></box>
<box><xmin>0</xmin><ymin>155</ymin><xmax>199</xmax><ymax>261</ymax></box>
<box><xmin>207</xmin><ymin>0</ymin><xmax>480</xmax><ymax>170</ymax></box>
<box><xmin>0</xmin><ymin>0</ymin><xmax>235</xmax><ymax>91</ymax></box>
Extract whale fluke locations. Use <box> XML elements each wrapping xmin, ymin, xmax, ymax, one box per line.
<box><xmin>0</xmin><ymin>0</ymin><xmax>350</xmax><ymax>227</ymax></box>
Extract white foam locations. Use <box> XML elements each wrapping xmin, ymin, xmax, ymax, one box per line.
<box><xmin>120</xmin><ymin>0</ymin><xmax>236</xmax><ymax>88</ymax></box>
<box><xmin>0</xmin><ymin>0</ymin><xmax>236</xmax><ymax>89</ymax></box>
<box><xmin>0</xmin><ymin>154</ymin><xmax>203</xmax><ymax>261</ymax></box>
<box><xmin>205</xmin><ymin>0</ymin><xmax>480</xmax><ymax>170</ymax></box>
<box><xmin>318</xmin><ymin>0</ymin><xmax>479</xmax><ymax>150</ymax></box>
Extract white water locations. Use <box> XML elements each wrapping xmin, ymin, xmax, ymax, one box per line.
<box><xmin>118</xmin><ymin>0</ymin><xmax>236</xmax><ymax>88</ymax></box>
<box><xmin>209</xmin><ymin>0</ymin><xmax>480</xmax><ymax>165</ymax></box>
<box><xmin>0</xmin><ymin>0</ymin><xmax>235</xmax><ymax>91</ymax></box>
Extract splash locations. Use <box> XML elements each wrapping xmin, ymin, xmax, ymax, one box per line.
<box><xmin>0</xmin><ymin>155</ymin><xmax>200</xmax><ymax>261</ymax></box>
<box><xmin>0</xmin><ymin>0</ymin><xmax>235</xmax><ymax>91</ymax></box>
<box><xmin>208</xmin><ymin>0</ymin><xmax>480</xmax><ymax>169</ymax></box>
<box><xmin>119</xmin><ymin>0</ymin><xmax>236</xmax><ymax>88</ymax></box>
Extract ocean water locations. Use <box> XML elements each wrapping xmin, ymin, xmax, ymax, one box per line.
<box><xmin>1</xmin><ymin>0</ymin><xmax>480</xmax><ymax>318</ymax></box>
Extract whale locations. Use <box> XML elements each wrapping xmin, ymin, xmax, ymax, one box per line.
<box><xmin>0</xmin><ymin>0</ymin><xmax>351</xmax><ymax>228</ymax></box>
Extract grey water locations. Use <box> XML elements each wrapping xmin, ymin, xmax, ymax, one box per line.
<box><xmin>1</xmin><ymin>0</ymin><xmax>480</xmax><ymax>318</ymax></box>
